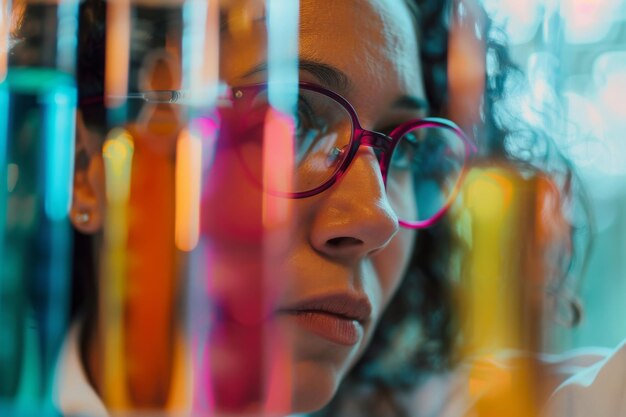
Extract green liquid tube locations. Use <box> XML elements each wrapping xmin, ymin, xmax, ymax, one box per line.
<box><xmin>0</xmin><ymin>67</ymin><xmax>76</xmax><ymax>416</ymax></box>
<box><xmin>0</xmin><ymin>0</ymin><xmax>78</xmax><ymax>414</ymax></box>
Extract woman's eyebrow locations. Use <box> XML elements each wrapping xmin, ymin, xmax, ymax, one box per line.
<box><xmin>240</xmin><ymin>59</ymin><xmax>352</xmax><ymax>93</ymax></box>
<box><xmin>392</xmin><ymin>95</ymin><xmax>429</xmax><ymax>113</ymax></box>
<box><xmin>299</xmin><ymin>60</ymin><xmax>352</xmax><ymax>93</ymax></box>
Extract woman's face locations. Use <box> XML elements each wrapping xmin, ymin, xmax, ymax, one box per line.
<box><xmin>72</xmin><ymin>0</ymin><xmax>426</xmax><ymax>413</ymax></box>
<box><xmin>212</xmin><ymin>0</ymin><xmax>425</xmax><ymax>412</ymax></box>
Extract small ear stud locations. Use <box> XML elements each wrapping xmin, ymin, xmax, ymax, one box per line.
<box><xmin>74</xmin><ymin>210</ymin><xmax>90</xmax><ymax>224</ymax></box>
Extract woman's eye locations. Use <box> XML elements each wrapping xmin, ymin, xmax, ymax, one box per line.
<box><xmin>295</xmin><ymin>95</ymin><xmax>322</xmax><ymax>138</ymax></box>
<box><xmin>293</xmin><ymin>95</ymin><xmax>331</xmax><ymax>163</ymax></box>
<box><xmin>391</xmin><ymin>131</ymin><xmax>421</xmax><ymax>169</ymax></box>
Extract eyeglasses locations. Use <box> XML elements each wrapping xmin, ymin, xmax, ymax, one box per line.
<box><xmin>108</xmin><ymin>82</ymin><xmax>477</xmax><ymax>229</ymax></box>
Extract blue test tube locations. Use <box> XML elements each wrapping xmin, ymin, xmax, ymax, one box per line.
<box><xmin>0</xmin><ymin>0</ymin><xmax>79</xmax><ymax>414</ymax></box>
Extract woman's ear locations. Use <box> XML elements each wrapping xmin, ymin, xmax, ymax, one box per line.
<box><xmin>70</xmin><ymin>110</ymin><xmax>105</xmax><ymax>233</ymax></box>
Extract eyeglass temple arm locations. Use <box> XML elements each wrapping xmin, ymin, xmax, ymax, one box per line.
<box><xmin>106</xmin><ymin>82</ymin><xmax>232</xmax><ymax>105</ymax></box>
<box><xmin>112</xmin><ymin>90</ymin><xmax>187</xmax><ymax>103</ymax></box>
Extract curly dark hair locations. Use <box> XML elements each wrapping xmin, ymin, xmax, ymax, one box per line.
<box><xmin>314</xmin><ymin>1</ymin><xmax>590</xmax><ymax>416</ymax></box>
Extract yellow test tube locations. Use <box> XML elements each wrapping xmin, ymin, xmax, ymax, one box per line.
<box><xmin>100</xmin><ymin>128</ymin><xmax>134</xmax><ymax>409</ymax></box>
<box><xmin>455</xmin><ymin>164</ymin><xmax>560</xmax><ymax>417</ymax></box>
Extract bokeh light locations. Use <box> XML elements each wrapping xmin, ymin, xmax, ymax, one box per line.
<box><xmin>483</xmin><ymin>0</ymin><xmax>626</xmax><ymax>352</ymax></box>
<box><xmin>482</xmin><ymin>0</ymin><xmax>543</xmax><ymax>44</ymax></box>
<box><xmin>561</xmin><ymin>0</ymin><xmax>624</xmax><ymax>44</ymax></box>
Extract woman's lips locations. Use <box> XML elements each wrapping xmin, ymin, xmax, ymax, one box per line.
<box><xmin>276</xmin><ymin>293</ymin><xmax>372</xmax><ymax>346</ymax></box>
<box><xmin>282</xmin><ymin>311</ymin><xmax>362</xmax><ymax>345</ymax></box>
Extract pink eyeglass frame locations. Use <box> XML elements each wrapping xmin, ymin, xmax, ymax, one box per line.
<box><xmin>225</xmin><ymin>82</ymin><xmax>477</xmax><ymax>229</ymax></box>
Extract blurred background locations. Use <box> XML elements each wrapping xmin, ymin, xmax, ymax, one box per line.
<box><xmin>483</xmin><ymin>0</ymin><xmax>626</xmax><ymax>350</ymax></box>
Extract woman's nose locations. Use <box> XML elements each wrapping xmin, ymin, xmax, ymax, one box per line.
<box><xmin>309</xmin><ymin>148</ymin><xmax>399</xmax><ymax>260</ymax></box>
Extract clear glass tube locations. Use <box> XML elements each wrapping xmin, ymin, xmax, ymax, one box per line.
<box><xmin>97</xmin><ymin>0</ymin><xmax>219</xmax><ymax>413</ymax></box>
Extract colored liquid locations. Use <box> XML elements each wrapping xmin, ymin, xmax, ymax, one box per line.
<box><xmin>0</xmin><ymin>67</ymin><xmax>75</xmax><ymax>413</ymax></box>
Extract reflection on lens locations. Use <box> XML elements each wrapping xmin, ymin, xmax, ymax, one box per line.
<box><xmin>386</xmin><ymin>125</ymin><xmax>466</xmax><ymax>224</ymax></box>
<box><xmin>227</xmin><ymin>86</ymin><xmax>353</xmax><ymax>196</ymax></box>
<box><xmin>292</xmin><ymin>89</ymin><xmax>352</xmax><ymax>193</ymax></box>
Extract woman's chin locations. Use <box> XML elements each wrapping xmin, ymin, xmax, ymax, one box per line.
<box><xmin>288</xmin><ymin>360</ymin><xmax>343</xmax><ymax>414</ymax></box>
<box><xmin>204</xmin><ymin>331</ymin><xmax>350</xmax><ymax>415</ymax></box>
<box><xmin>208</xmin><ymin>361</ymin><xmax>339</xmax><ymax>415</ymax></box>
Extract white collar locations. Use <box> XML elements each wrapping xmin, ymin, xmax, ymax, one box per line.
<box><xmin>54</xmin><ymin>323</ymin><xmax>109</xmax><ymax>417</ymax></box>
<box><xmin>543</xmin><ymin>340</ymin><xmax>626</xmax><ymax>417</ymax></box>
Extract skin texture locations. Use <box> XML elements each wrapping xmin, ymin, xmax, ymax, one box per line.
<box><xmin>71</xmin><ymin>0</ymin><xmax>426</xmax><ymax>413</ymax></box>
<box><xmin>217</xmin><ymin>0</ymin><xmax>425</xmax><ymax>412</ymax></box>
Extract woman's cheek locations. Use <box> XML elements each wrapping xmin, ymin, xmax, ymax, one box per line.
<box><xmin>373</xmin><ymin>227</ymin><xmax>416</xmax><ymax>308</ymax></box>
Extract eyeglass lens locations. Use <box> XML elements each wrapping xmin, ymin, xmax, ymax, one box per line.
<box><xmin>385</xmin><ymin>124</ymin><xmax>467</xmax><ymax>224</ymax></box>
